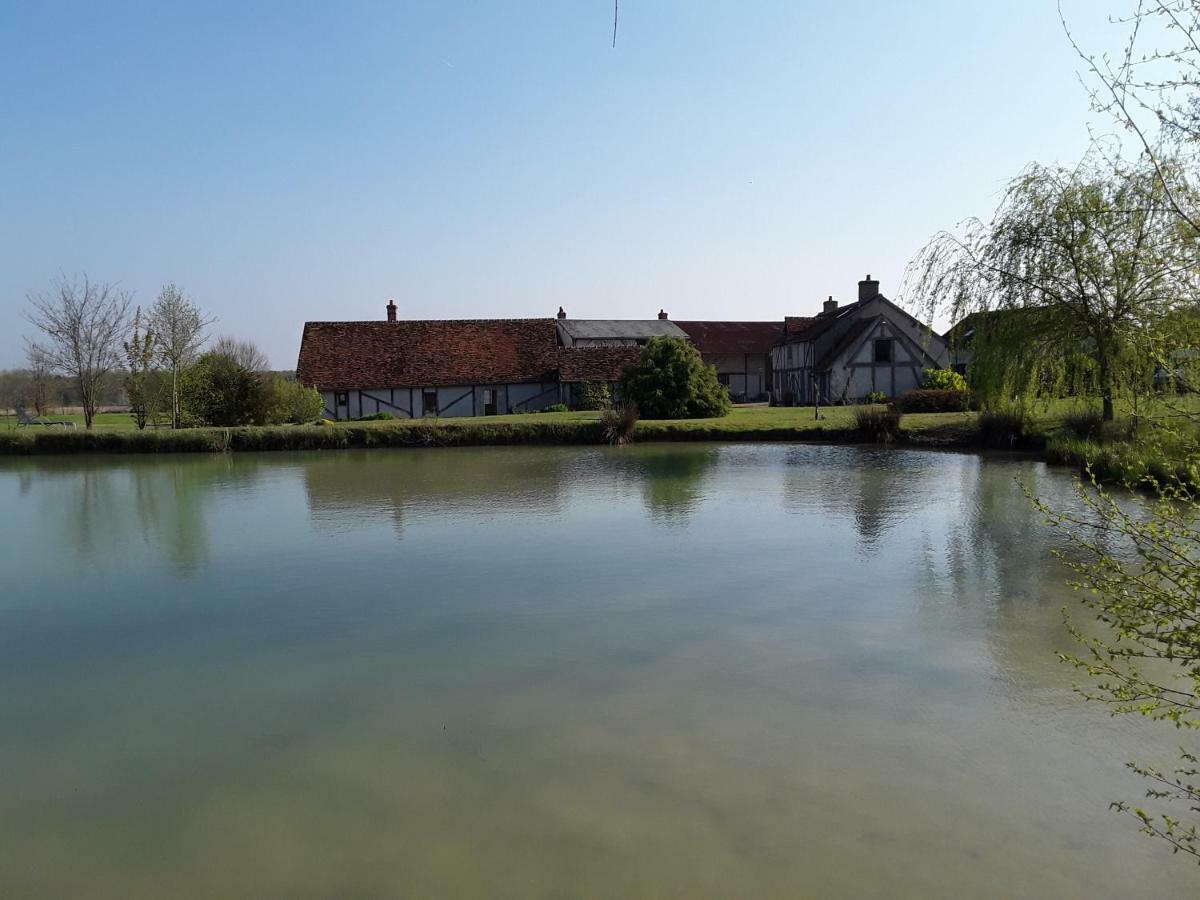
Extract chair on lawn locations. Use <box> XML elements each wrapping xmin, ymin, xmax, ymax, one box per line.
<box><xmin>14</xmin><ymin>404</ymin><xmax>76</xmax><ymax>429</ymax></box>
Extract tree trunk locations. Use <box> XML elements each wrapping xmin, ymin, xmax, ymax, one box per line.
<box><xmin>81</xmin><ymin>379</ymin><xmax>94</xmax><ymax>430</ymax></box>
<box><xmin>171</xmin><ymin>364</ymin><xmax>180</xmax><ymax>429</ymax></box>
<box><xmin>1097</xmin><ymin>348</ymin><xmax>1115</xmax><ymax>422</ymax></box>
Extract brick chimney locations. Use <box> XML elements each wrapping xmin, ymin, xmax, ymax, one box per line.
<box><xmin>822</xmin><ymin>295</ymin><xmax>839</xmax><ymax>316</ymax></box>
<box><xmin>386</xmin><ymin>299</ymin><xmax>397</xmax><ymax>322</ymax></box>
<box><xmin>658</xmin><ymin>309</ymin><xmax>668</xmax><ymax>320</ymax></box>
<box><xmin>557</xmin><ymin>306</ymin><xmax>567</xmax><ymax>319</ymax></box>
<box><xmin>858</xmin><ymin>274</ymin><xmax>880</xmax><ymax>302</ymax></box>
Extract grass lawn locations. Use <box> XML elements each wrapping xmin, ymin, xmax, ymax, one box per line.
<box><xmin>0</xmin><ymin>411</ymin><xmax>145</xmax><ymax>431</ymax></box>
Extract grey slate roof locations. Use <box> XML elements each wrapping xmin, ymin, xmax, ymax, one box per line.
<box><xmin>556</xmin><ymin>319</ymin><xmax>689</xmax><ymax>342</ymax></box>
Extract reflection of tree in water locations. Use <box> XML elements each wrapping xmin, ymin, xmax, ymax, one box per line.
<box><xmin>17</xmin><ymin>455</ymin><xmax>265</xmax><ymax>574</ymax></box>
<box><xmin>301</xmin><ymin>448</ymin><xmax>569</xmax><ymax>538</ymax></box>
<box><xmin>601</xmin><ymin>445</ymin><xmax>720</xmax><ymax>526</ymax></box>
<box><xmin>912</xmin><ymin>458</ymin><xmax>1090</xmax><ymax>687</ymax></box>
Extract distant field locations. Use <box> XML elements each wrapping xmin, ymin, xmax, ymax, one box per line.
<box><xmin>0</xmin><ymin>411</ymin><xmax>144</xmax><ymax>431</ymax></box>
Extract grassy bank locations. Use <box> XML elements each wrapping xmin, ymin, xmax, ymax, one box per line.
<box><xmin>2</xmin><ymin>403</ymin><xmax>1194</xmax><ymax>489</ymax></box>
<box><xmin>0</xmin><ymin>406</ymin><xmax>974</xmax><ymax>456</ymax></box>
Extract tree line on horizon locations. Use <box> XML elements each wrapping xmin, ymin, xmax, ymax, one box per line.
<box><xmin>7</xmin><ymin>278</ymin><xmax>319</xmax><ymax>429</ymax></box>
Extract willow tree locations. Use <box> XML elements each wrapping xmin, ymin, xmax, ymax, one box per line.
<box><xmin>906</xmin><ymin>156</ymin><xmax>1197</xmax><ymax>419</ymax></box>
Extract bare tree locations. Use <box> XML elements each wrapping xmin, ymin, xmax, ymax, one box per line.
<box><xmin>210</xmin><ymin>336</ymin><xmax>269</xmax><ymax>373</ymax></box>
<box><xmin>24</xmin><ymin>275</ymin><xmax>132</xmax><ymax>429</ymax></box>
<box><xmin>23</xmin><ymin>341</ymin><xmax>53</xmax><ymax>416</ymax></box>
<box><xmin>149</xmin><ymin>283</ymin><xmax>213</xmax><ymax>429</ymax></box>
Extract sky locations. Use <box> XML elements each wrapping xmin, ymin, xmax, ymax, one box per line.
<box><xmin>0</xmin><ymin>0</ymin><xmax>1129</xmax><ymax>369</ymax></box>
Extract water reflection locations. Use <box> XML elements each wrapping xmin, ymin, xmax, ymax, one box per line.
<box><xmin>0</xmin><ymin>445</ymin><xmax>1193</xmax><ymax>898</ymax></box>
<box><xmin>300</xmin><ymin>448</ymin><xmax>568</xmax><ymax>536</ymax></box>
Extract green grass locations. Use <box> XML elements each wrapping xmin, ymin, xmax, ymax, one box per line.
<box><xmin>2</xmin><ymin>400</ymin><xmax>1194</xmax><ymax>491</ymax></box>
<box><xmin>0</xmin><ymin>411</ymin><xmax>145</xmax><ymax>430</ymax></box>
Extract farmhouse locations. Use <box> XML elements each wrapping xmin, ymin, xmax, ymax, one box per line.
<box><xmin>297</xmin><ymin>276</ymin><xmax>947</xmax><ymax>419</ymax></box>
<box><xmin>770</xmin><ymin>276</ymin><xmax>950</xmax><ymax>405</ymax></box>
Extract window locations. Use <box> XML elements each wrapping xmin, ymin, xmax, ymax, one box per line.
<box><xmin>482</xmin><ymin>388</ymin><xmax>497</xmax><ymax>416</ymax></box>
<box><xmin>422</xmin><ymin>389</ymin><xmax>438</xmax><ymax>416</ymax></box>
<box><xmin>717</xmin><ymin>373</ymin><xmax>730</xmax><ymax>386</ymax></box>
<box><xmin>335</xmin><ymin>392</ymin><xmax>348</xmax><ymax>407</ymax></box>
<box><xmin>873</xmin><ymin>339</ymin><xmax>894</xmax><ymax>364</ymax></box>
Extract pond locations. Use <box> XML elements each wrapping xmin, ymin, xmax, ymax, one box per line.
<box><xmin>0</xmin><ymin>444</ymin><xmax>1192</xmax><ymax>897</ymax></box>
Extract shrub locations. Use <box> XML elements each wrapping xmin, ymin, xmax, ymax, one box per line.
<box><xmin>854</xmin><ymin>406</ymin><xmax>903</xmax><ymax>442</ymax></box>
<box><xmin>865</xmin><ymin>390</ymin><xmax>887</xmax><ymax>404</ymax></box>
<box><xmin>1061</xmin><ymin>406</ymin><xmax>1103</xmax><ymax>439</ymax></box>
<box><xmin>356</xmin><ymin>411</ymin><xmax>396</xmax><ymax>421</ymax></box>
<box><xmin>542</xmin><ymin>403</ymin><xmax>569</xmax><ymax>413</ymax></box>
<box><xmin>266</xmin><ymin>379</ymin><xmax>325</xmax><ymax>424</ymax></box>
<box><xmin>977</xmin><ymin>405</ymin><xmax>1032</xmax><ymax>448</ymax></box>
<box><xmin>600</xmin><ymin>403</ymin><xmax>639</xmax><ymax>445</ymax></box>
<box><xmin>619</xmin><ymin>337</ymin><xmax>731</xmax><ymax>419</ymax></box>
<box><xmin>895</xmin><ymin>388</ymin><xmax>969</xmax><ymax>413</ymax></box>
<box><xmin>573</xmin><ymin>381</ymin><xmax>612</xmax><ymax>411</ymax></box>
<box><xmin>921</xmin><ymin>367</ymin><xmax>968</xmax><ymax>392</ymax></box>
<box><xmin>180</xmin><ymin>353</ymin><xmax>266</xmax><ymax>426</ymax></box>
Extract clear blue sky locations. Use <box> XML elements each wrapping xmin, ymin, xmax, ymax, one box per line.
<box><xmin>0</xmin><ymin>0</ymin><xmax>1124</xmax><ymax>368</ymax></box>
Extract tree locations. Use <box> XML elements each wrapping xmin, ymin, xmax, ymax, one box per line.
<box><xmin>24</xmin><ymin>275</ymin><xmax>132</xmax><ymax>429</ymax></box>
<box><xmin>261</xmin><ymin>378</ymin><xmax>324</xmax><ymax>424</ymax></box>
<box><xmin>574</xmin><ymin>381</ymin><xmax>612</xmax><ymax>411</ymax></box>
<box><xmin>23</xmin><ymin>341</ymin><xmax>52</xmax><ymax>416</ymax></box>
<box><xmin>619</xmin><ymin>337</ymin><xmax>732</xmax><ymax>419</ymax></box>
<box><xmin>150</xmin><ymin>283</ymin><xmax>213</xmax><ymax>429</ymax></box>
<box><xmin>1033</xmin><ymin>475</ymin><xmax>1200</xmax><ymax>862</ymax></box>
<box><xmin>905</xmin><ymin>156</ymin><xmax>1198</xmax><ymax>420</ymax></box>
<box><xmin>1064</xmin><ymin>0</ymin><xmax>1200</xmax><ymax>234</ymax></box>
<box><xmin>179</xmin><ymin>338</ymin><xmax>272</xmax><ymax>426</ymax></box>
<box><xmin>123</xmin><ymin>309</ymin><xmax>163</xmax><ymax>430</ymax></box>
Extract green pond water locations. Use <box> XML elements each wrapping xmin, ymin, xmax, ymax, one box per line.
<box><xmin>0</xmin><ymin>443</ymin><xmax>1194</xmax><ymax>898</ymax></box>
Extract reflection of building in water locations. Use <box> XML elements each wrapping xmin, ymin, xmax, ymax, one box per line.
<box><xmin>782</xmin><ymin>446</ymin><xmax>943</xmax><ymax>550</ymax></box>
<box><xmin>301</xmin><ymin>448</ymin><xmax>569</xmax><ymax>537</ymax></box>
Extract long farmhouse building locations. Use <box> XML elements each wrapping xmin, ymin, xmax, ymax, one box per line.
<box><xmin>297</xmin><ymin>276</ymin><xmax>949</xmax><ymax>419</ymax></box>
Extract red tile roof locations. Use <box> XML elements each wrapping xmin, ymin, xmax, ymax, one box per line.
<box><xmin>556</xmin><ymin>347</ymin><xmax>641</xmax><ymax>382</ymax></box>
<box><xmin>674</xmin><ymin>321</ymin><xmax>784</xmax><ymax>355</ymax></box>
<box><xmin>297</xmin><ymin>319</ymin><xmax>559</xmax><ymax>390</ymax></box>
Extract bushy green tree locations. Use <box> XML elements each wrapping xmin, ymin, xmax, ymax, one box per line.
<box><xmin>181</xmin><ymin>351</ymin><xmax>264</xmax><ymax>426</ymax></box>
<box><xmin>921</xmin><ymin>367</ymin><xmax>967</xmax><ymax>392</ymax></box>
<box><xmin>262</xmin><ymin>379</ymin><xmax>324</xmax><ymax>424</ymax></box>
<box><xmin>619</xmin><ymin>337</ymin><xmax>731</xmax><ymax>419</ymax></box>
<box><xmin>574</xmin><ymin>380</ymin><xmax>611</xmax><ymax>410</ymax></box>
<box><xmin>907</xmin><ymin>155</ymin><xmax>1198</xmax><ymax>420</ymax></box>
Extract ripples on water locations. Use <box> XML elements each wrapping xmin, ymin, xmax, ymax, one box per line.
<box><xmin>0</xmin><ymin>444</ymin><xmax>1189</xmax><ymax>898</ymax></box>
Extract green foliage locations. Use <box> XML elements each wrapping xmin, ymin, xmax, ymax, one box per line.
<box><xmin>921</xmin><ymin>367</ymin><xmax>967</xmax><ymax>392</ymax></box>
<box><xmin>865</xmin><ymin>390</ymin><xmax>887</xmax><ymax>404</ymax></box>
<box><xmin>1061</xmin><ymin>406</ymin><xmax>1104</xmax><ymax>440</ymax></box>
<box><xmin>180</xmin><ymin>352</ymin><xmax>266</xmax><ymax>427</ymax></box>
<box><xmin>542</xmin><ymin>403</ymin><xmax>569</xmax><ymax>413</ymax></box>
<box><xmin>268</xmin><ymin>379</ymin><xmax>325</xmax><ymax>424</ymax></box>
<box><xmin>853</xmin><ymin>405</ymin><xmax>902</xmax><ymax>442</ymax></box>
<box><xmin>619</xmin><ymin>337</ymin><xmax>732</xmax><ymax>419</ymax></box>
<box><xmin>895</xmin><ymin>389</ymin><xmax>968</xmax><ymax>413</ymax></box>
<box><xmin>123</xmin><ymin>309</ymin><xmax>165</xmax><ymax>430</ymax></box>
<box><xmin>573</xmin><ymin>381</ymin><xmax>612</xmax><ymax>411</ymax></box>
<box><xmin>976</xmin><ymin>405</ymin><xmax>1033</xmax><ymax>448</ymax></box>
<box><xmin>1031</xmin><ymin>476</ymin><xmax>1200</xmax><ymax>861</ymax></box>
<box><xmin>908</xmin><ymin>155</ymin><xmax>1199</xmax><ymax>420</ymax></box>
<box><xmin>355</xmin><ymin>411</ymin><xmax>396</xmax><ymax>422</ymax></box>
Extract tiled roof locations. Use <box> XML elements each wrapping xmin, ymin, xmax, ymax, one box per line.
<box><xmin>556</xmin><ymin>347</ymin><xmax>642</xmax><ymax>382</ymax></box>
<box><xmin>296</xmin><ymin>319</ymin><xmax>559</xmax><ymax>390</ymax></box>
<box><xmin>674</xmin><ymin>321</ymin><xmax>784</xmax><ymax>355</ymax></box>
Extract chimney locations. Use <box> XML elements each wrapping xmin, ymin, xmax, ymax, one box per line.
<box><xmin>386</xmin><ymin>299</ymin><xmax>397</xmax><ymax>322</ymax></box>
<box><xmin>858</xmin><ymin>274</ymin><xmax>880</xmax><ymax>302</ymax></box>
<box><xmin>658</xmin><ymin>309</ymin><xmax>669</xmax><ymax>320</ymax></box>
<box><xmin>557</xmin><ymin>306</ymin><xmax>567</xmax><ymax>319</ymax></box>
<box><xmin>822</xmin><ymin>295</ymin><xmax>839</xmax><ymax>316</ymax></box>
